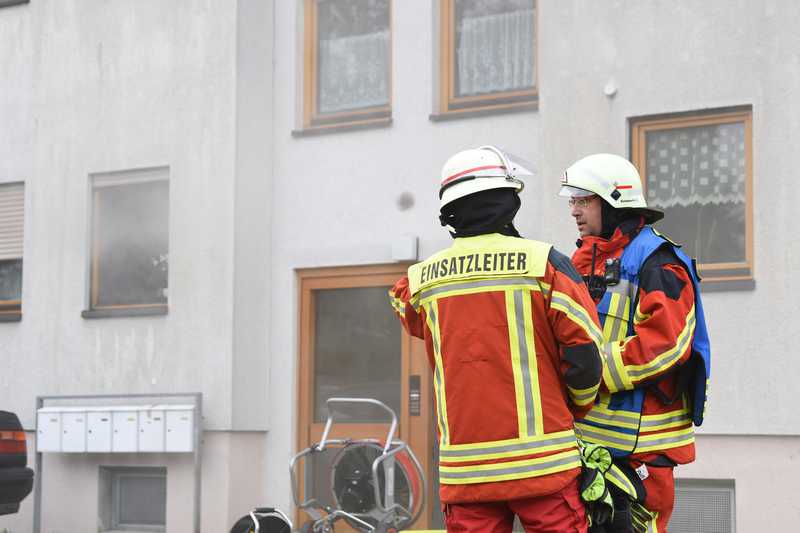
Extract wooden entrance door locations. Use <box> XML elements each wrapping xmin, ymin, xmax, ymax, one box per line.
<box><xmin>297</xmin><ymin>264</ymin><xmax>436</xmax><ymax>529</ymax></box>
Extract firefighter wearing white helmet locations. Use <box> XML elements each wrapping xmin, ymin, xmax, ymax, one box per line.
<box><xmin>560</xmin><ymin>154</ymin><xmax>711</xmax><ymax>533</ymax></box>
<box><xmin>387</xmin><ymin>146</ymin><xmax>604</xmax><ymax>533</ymax></box>
<box><xmin>559</xmin><ymin>153</ymin><xmax>663</xmax><ymax>224</ymax></box>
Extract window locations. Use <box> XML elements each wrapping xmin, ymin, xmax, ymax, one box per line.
<box><xmin>0</xmin><ymin>183</ymin><xmax>24</xmax><ymax>321</ymax></box>
<box><xmin>84</xmin><ymin>168</ymin><xmax>169</xmax><ymax>318</ymax></box>
<box><xmin>100</xmin><ymin>467</ymin><xmax>167</xmax><ymax>532</ymax></box>
<box><xmin>437</xmin><ymin>0</ymin><xmax>537</xmax><ymax>116</ymax></box>
<box><xmin>668</xmin><ymin>479</ymin><xmax>735</xmax><ymax>533</ymax></box>
<box><xmin>302</xmin><ymin>0</ymin><xmax>392</xmax><ymax>131</ymax></box>
<box><xmin>631</xmin><ymin>108</ymin><xmax>753</xmax><ymax>284</ymax></box>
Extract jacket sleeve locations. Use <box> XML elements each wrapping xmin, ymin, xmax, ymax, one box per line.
<box><xmin>601</xmin><ymin>249</ymin><xmax>696</xmax><ymax>393</ymax></box>
<box><xmin>388</xmin><ymin>275</ymin><xmax>425</xmax><ymax>339</ymax></box>
<box><xmin>545</xmin><ymin>248</ymin><xmax>604</xmax><ymax>417</ymax></box>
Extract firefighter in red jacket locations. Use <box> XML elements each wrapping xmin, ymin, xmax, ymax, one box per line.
<box><xmin>559</xmin><ymin>154</ymin><xmax>711</xmax><ymax>533</ymax></box>
<box><xmin>389</xmin><ymin>146</ymin><xmax>604</xmax><ymax>533</ymax></box>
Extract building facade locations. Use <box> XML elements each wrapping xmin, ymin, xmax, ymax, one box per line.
<box><xmin>1</xmin><ymin>0</ymin><xmax>798</xmax><ymax>531</ymax></box>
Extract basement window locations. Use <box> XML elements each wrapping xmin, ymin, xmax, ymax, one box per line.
<box><xmin>100</xmin><ymin>466</ymin><xmax>167</xmax><ymax>532</ymax></box>
<box><xmin>83</xmin><ymin>168</ymin><xmax>169</xmax><ymax>318</ymax></box>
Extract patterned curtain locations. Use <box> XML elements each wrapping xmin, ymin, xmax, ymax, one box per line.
<box><xmin>455</xmin><ymin>8</ymin><xmax>535</xmax><ymax>97</ymax></box>
<box><xmin>318</xmin><ymin>30</ymin><xmax>390</xmax><ymax>114</ymax></box>
<box><xmin>645</xmin><ymin>122</ymin><xmax>747</xmax><ymax>209</ymax></box>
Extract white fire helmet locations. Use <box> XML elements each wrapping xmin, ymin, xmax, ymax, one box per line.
<box><xmin>439</xmin><ymin>145</ymin><xmax>534</xmax><ymax>209</ymax></box>
<box><xmin>558</xmin><ymin>153</ymin><xmax>664</xmax><ymax>222</ymax></box>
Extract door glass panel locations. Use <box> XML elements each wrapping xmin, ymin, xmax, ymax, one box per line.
<box><xmin>313</xmin><ymin>286</ymin><xmax>401</xmax><ymax>423</ymax></box>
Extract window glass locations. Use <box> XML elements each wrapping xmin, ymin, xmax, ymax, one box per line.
<box><xmin>93</xmin><ymin>179</ymin><xmax>169</xmax><ymax>307</ymax></box>
<box><xmin>313</xmin><ymin>286</ymin><xmax>401</xmax><ymax>423</ymax></box>
<box><xmin>316</xmin><ymin>0</ymin><xmax>390</xmax><ymax>114</ymax></box>
<box><xmin>645</xmin><ymin>122</ymin><xmax>746</xmax><ymax>264</ymax></box>
<box><xmin>0</xmin><ymin>259</ymin><xmax>22</xmax><ymax>302</ymax></box>
<box><xmin>104</xmin><ymin>468</ymin><xmax>167</xmax><ymax>530</ymax></box>
<box><xmin>116</xmin><ymin>472</ymin><xmax>167</xmax><ymax>527</ymax></box>
<box><xmin>453</xmin><ymin>0</ymin><xmax>535</xmax><ymax>97</ymax></box>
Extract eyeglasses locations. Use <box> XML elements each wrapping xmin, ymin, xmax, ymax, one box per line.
<box><xmin>567</xmin><ymin>196</ymin><xmax>597</xmax><ymax>208</ymax></box>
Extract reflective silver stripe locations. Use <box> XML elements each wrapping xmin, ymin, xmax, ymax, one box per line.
<box><xmin>514</xmin><ymin>290</ymin><xmax>536</xmax><ymax>436</ymax></box>
<box><xmin>607</xmin><ymin>295</ymin><xmax>630</xmax><ymax>342</ymax></box>
<box><xmin>626</xmin><ymin>312</ymin><xmax>696</xmax><ymax>380</ymax></box>
<box><xmin>439</xmin><ymin>433</ymin><xmax>576</xmax><ymax>459</ymax></box>
<box><xmin>428</xmin><ymin>303</ymin><xmax>448</xmax><ymax>445</ymax></box>
<box><xmin>639</xmin><ymin>412</ymin><xmax>691</xmax><ymax>429</ymax></box>
<box><xmin>569</xmin><ymin>387</ymin><xmax>597</xmax><ymax>403</ymax></box>
<box><xmin>575</xmin><ymin>424</ymin><xmax>636</xmax><ymax>449</ymax></box>
<box><xmin>603</xmin><ymin>343</ymin><xmax>627</xmax><ymax>392</ymax></box>
<box><xmin>440</xmin><ymin>452</ymin><xmax>579</xmax><ymax>481</ymax></box>
<box><xmin>605</xmin><ymin>465</ymin><xmax>637</xmax><ymax>498</ymax></box>
<box><xmin>419</xmin><ymin>277</ymin><xmax>540</xmax><ymax>301</ymax></box>
<box><xmin>584</xmin><ymin>407</ymin><xmax>640</xmax><ymax>426</ymax></box>
<box><xmin>551</xmin><ymin>293</ymin><xmax>603</xmax><ymax>346</ymax></box>
<box><xmin>605</xmin><ymin>279</ymin><xmax>636</xmax><ymax>299</ymax></box>
<box><xmin>636</xmin><ymin>430</ymin><xmax>694</xmax><ymax>450</ymax></box>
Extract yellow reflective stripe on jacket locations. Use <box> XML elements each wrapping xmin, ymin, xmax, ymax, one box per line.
<box><xmin>634</xmin><ymin>426</ymin><xmax>694</xmax><ymax>454</ymax></box>
<box><xmin>602</xmin><ymin>341</ymin><xmax>634</xmax><ymax>393</ymax></box>
<box><xmin>575</xmin><ymin>422</ymin><xmax>637</xmax><ymax>451</ymax></box>
<box><xmin>439</xmin><ymin>429</ymin><xmax>577</xmax><ymax>463</ymax></box>
<box><xmin>602</xmin><ymin>292</ymin><xmax>630</xmax><ymax>343</ymax></box>
<box><xmin>388</xmin><ymin>292</ymin><xmax>406</xmax><ymax>317</ymax></box>
<box><xmin>506</xmin><ymin>288</ymin><xmax>543</xmax><ymax>437</ymax></box>
<box><xmin>414</xmin><ymin>277</ymin><xmax>542</xmax><ymax>309</ymax></box>
<box><xmin>582</xmin><ymin>402</ymin><xmax>640</xmax><ymax>430</ymax></box>
<box><xmin>550</xmin><ymin>290</ymin><xmax>604</xmax><ymax>348</ymax></box>
<box><xmin>605</xmin><ymin>463</ymin><xmax>638</xmax><ymax>500</ymax></box>
<box><xmin>633</xmin><ymin>304</ymin><xmax>651</xmax><ymax>325</ymax></box>
<box><xmin>640</xmin><ymin>407</ymin><xmax>692</xmax><ymax>431</ymax></box>
<box><xmin>568</xmin><ymin>383</ymin><xmax>600</xmax><ymax>406</ymax></box>
<box><xmin>424</xmin><ymin>300</ymin><xmax>450</xmax><ymax>446</ymax></box>
<box><xmin>439</xmin><ymin>449</ymin><xmax>581</xmax><ymax>485</ymax></box>
<box><xmin>623</xmin><ymin>305</ymin><xmax>696</xmax><ymax>382</ymax></box>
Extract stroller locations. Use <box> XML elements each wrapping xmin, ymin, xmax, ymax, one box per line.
<box><xmin>231</xmin><ymin>398</ymin><xmax>426</xmax><ymax>533</ymax></box>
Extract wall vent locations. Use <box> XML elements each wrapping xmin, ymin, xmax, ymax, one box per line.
<box><xmin>669</xmin><ymin>479</ymin><xmax>735</xmax><ymax>533</ymax></box>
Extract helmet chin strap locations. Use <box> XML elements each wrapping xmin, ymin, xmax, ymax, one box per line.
<box><xmin>600</xmin><ymin>200</ymin><xmax>639</xmax><ymax>239</ymax></box>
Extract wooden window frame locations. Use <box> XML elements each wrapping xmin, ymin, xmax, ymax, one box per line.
<box><xmin>436</xmin><ymin>0</ymin><xmax>538</xmax><ymax>118</ymax></box>
<box><xmin>296</xmin><ymin>264</ymin><xmax>435</xmax><ymax>529</ymax></box>
<box><xmin>630</xmin><ymin>108</ymin><xmax>754</xmax><ymax>284</ymax></box>
<box><xmin>301</xmin><ymin>0</ymin><xmax>393</xmax><ymax>132</ymax></box>
<box><xmin>84</xmin><ymin>169</ymin><xmax>169</xmax><ymax>318</ymax></box>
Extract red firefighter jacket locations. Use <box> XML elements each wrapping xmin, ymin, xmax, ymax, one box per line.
<box><xmin>572</xmin><ymin>219</ymin><xmax>696</xmax><ymax>465</ymax></box>
<box><xmin>389</xmin><ymin>233</ymin><xmax>604</xmax><ymax>504</ymax></box>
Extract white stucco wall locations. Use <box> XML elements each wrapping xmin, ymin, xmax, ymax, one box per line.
<box><xmin>3</xmin><ymin>0</ymin><xmax>238</xmax><ymax>428</ymax></box>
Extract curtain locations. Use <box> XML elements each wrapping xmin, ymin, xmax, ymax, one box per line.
<box><xmin>455</xmin><ymin>9</ymin><xmax>535</xmax><ymax>97</ymax></box>
<box><xmin>645</xmin><ymin>122</ymin><xmax>747</xmax><ymax>209</ymax></box>
<box><xmin>318</xmin><ymin>29</ymin><xmax>390</xmax><ymax>114</ymax></box>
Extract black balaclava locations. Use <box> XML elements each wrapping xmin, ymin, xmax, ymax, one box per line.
<box><xmin>599</xmin><ymin>199</ymin><xmax>640</xmax><ymax>240</ymax></box>
<box><xmin>439</xmin><ymin>188</ymin><xmax>522</xmax><ymax>238</ymax></box>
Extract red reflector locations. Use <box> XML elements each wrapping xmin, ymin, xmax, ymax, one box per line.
<box><xmin>0</xmin><ymin>431</ymin><xmax>27</xmax><ymax>454</ymax></box>
<box><xmin>0</xmin><ymin>441</ymin><xmax>26</xmax><ymax>453</ymax></box>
